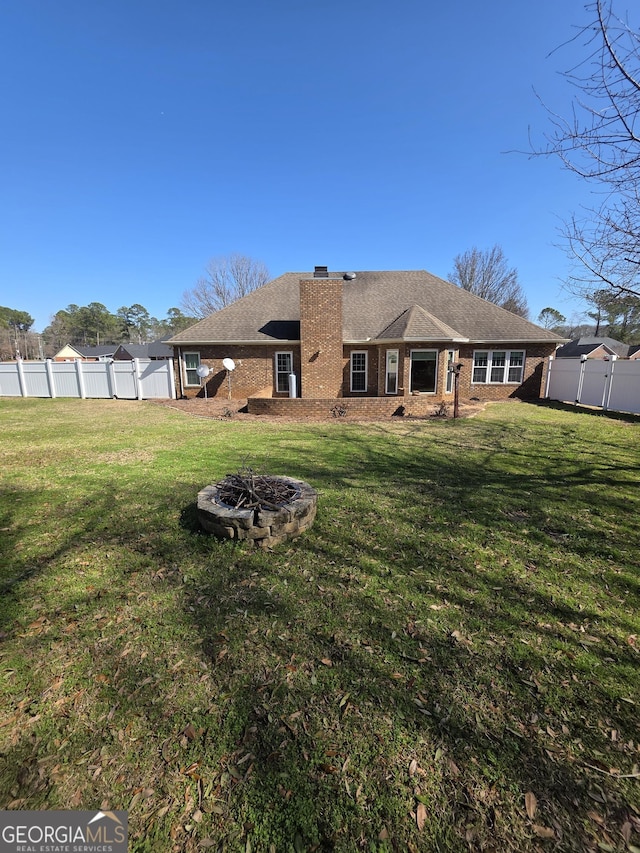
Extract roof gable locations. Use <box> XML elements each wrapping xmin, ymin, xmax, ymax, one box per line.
<box><xmin>376</xmin><ymin>305</ymin><xmax>467</xmax><ymax>342</ymax></box>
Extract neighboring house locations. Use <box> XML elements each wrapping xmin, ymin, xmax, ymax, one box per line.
<box><xmin>554</xmin><ymin>337</ymin><xmax>630</xmax><ymax>359</ymax></box>
<box><xmin>112</xmin><ymin>339</ymin><xmax>173</xmax><ymax>360</ymax></box>
<box><xmin>167</xmin><ymin>267</ymin><xmax>565</xmax><ymax>416</ymax></box>
<box><xmin>53</xmin><ymin>340</ymin><xmax>172</xmax><ymax>362</ymax></box>
<box><xmin>53</xmin><ymin>344</ymin><xmax>117</xmax><ymax>362</ymax></box>
<box><xmin>628</xmin><ymin>345</ymin><xmax>640</xmax><ymax>360</ymax></box>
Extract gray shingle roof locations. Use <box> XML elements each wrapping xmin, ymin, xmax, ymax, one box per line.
<box><xmin>376</xmin><ymin>305</ymin><xmax>467</xmax><ymax>341</ymax></box>
<box><xmin>555</xmin><ymin>337</ymin><xmax>630</xmax><ymax>358</ymax></box>
<box><xmin>77</xmin><ymin>344</ymin><xmax>118</xmax><ymax>358</ymax></box>
<box><xmin>113</xmin><ymin>341</ymin><xmax>173</xmax><ymax>359</ymax></box>
<box><xmin>168</xmin><ymin>270</ymin><xmax>562</xmax><ymax>345</ymax></box>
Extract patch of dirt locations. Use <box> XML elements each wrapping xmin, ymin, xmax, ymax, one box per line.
<box><xmin>151</xmin><ymin>397</ymin><xmax>488</xmax><ymax>422</ymax></box>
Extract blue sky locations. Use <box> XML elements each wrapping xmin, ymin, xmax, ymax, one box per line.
<box><xmin>1</xmin><ymin>0</ymin><xmax>600</xmax><ymax>332</ymax></box>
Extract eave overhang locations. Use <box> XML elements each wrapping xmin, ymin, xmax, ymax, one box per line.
<box><xmin>345</xmin><ymin>337</ymin><xmax>470</xmax><ymax>345</ymax></box>
<box><xmin>468</xmin><ymin>338</ymin><xmax>567</xmax><ymax>345</ymax></box>
<box><xmin>169</xmin><ymin>339</ymin><xmax>301</xmax><ymax>347</ymax></box>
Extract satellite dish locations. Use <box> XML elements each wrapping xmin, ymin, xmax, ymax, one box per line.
<box><xmin>222</xmin><ymin>357</ymin><xmax>236</xmax><ymax>371</ymax></box>
<box><xmin>196</xmin><ymin>365</ymin><xmax>210</xmax><ymax>378</ymax></box>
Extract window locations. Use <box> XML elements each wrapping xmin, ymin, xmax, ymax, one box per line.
<box><xmin>445</xmin><ymin>350</ymin><xmax>457</xmax><ymax>393</ymax></box>
<box><xmin>472</xmin><ymin>350</ymin><xmax>525</xmax><ymax>384</ymax></box>
<box><xmin>508</xmin><ymin>350</ymin><xmax>524</xmax><ymax>382</ymax></box>
<box><xmin>275</xmin><ymin>351</ymin><xmax>293</xmax><ymax>394</ymax></box>
<box><xmin>184</xmin><ymin>352</ymin><xmax>201</xmax><ymax>386</ymax></box>
<box><xmin>351</xmin><ymin>351</ymin><xmax>367</xmax><ymax>392</ymax></box>
<box><xmin>410</xmin><ymin>350</ymin><xmax>437</xmax><ymax>393</ymax></box>
<box><xmin>490</xmin><ymin>351</ymin><xmax>506</xmax><ymax>383</ymax></box>
<box><xmin>385</xmin><ymin>349</ymin><xmax>399</xmax><ymax>394</ymax></box>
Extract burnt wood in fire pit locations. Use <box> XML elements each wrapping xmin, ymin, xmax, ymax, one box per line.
<box><xmin>197</xmin><ymin>473</ymin><xmax>317</xmax><ymax>548</ymax></box>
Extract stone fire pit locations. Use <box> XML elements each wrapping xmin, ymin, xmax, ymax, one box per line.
<box><xmin>197</xmin><ymin>474</ymin><xmax>317</xmax><ymax>549</ymax></box>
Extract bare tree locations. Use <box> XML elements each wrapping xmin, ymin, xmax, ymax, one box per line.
<box><xmin>181</xmin><ymin>254</ymin><xmax>270</xmax><ymax>318</ymax></box>
<box><xmin>448</xmin><ymin>245</ymin><xmax>529</xmax><ymax>317</ymax></box>
<box><xmin>538</xmin><ymin>0</ymin><xmax>640</xmax><ymax>297</ymax></box>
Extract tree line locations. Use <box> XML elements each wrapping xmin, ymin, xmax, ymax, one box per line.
<box><xmin>0</xmin><ymin>303</ymin><xmax>196</xmax><ymax>360</ymax></box>
<box><xmin>43</xmin><ymin>303</ymin><xmax>195</xmax><ymax>350</ymax></box>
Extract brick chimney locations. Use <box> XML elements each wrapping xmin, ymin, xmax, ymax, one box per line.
<box><xmin>299</xmin><ymin>267</ymin><xmax>344</xmax><ymax>398</ymax></box>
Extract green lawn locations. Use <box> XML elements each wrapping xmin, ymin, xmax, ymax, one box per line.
<box><xmin>0</xmin><ymin>398</ymin><xmax>639</xmax><ymax>852</ymax></box>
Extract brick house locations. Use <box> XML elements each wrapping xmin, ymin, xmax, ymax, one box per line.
<box><xmin>167</xmin><ymin>267</ymin><xmax>564</xmax><ymax>416</ymax></box>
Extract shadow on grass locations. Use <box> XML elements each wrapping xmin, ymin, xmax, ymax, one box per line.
<box><xmin>1</xmin><ymin>410</ymin><xmax>638</xmax><ymax>850</ymax></box>
<box><xmin>175</xmin><ymin>420</ymin><xmax>639</xmax><ymax>850</ymax></box>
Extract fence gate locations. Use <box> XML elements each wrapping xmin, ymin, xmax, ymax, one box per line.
<box><xmin>546</xmin><ymin>356</ymin><xmax>640</xmax><ymax>415</ymax></box>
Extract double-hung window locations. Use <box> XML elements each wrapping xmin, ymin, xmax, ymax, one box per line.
<box><xmin>275</xmin><ymin>351</ymin><xmax>293</xmax><ymax>394</ymax></box>
<box><xmin>184</xmin><ymin>352</ymin><xmax>201</xmax><ymax>386</ymax></box>
<box><xmin>472</xmin><ymin>350</ymin><xmax>525</xmax><ymax>384</ymax></box>
<box><xmin>350</xmin><ymin>351</ymin><xmax>368</xmax><ymax>392</ymax></box>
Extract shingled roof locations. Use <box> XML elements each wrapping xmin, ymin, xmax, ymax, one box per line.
<box><xmin>168</xmin><ymin>270</ymin><xmax>561</xmax><ymax>346</ymax></box>
<box><xmin>555</xmin><ymin>337</ymin><xmax>630</xmax><ymax>358</ymax></box>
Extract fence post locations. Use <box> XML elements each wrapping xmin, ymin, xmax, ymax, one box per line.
<box><xmin>75</xmin><ymin>359</ymin><xmax>87</xmax><ymax>399</ymax></box>
<box><xmin>45</xmin><ymin>359</ymin><xmax>56</xmax><ymax>398</ymax></box>
<box><xmin>16</xmin><ymin>358</ymin><xmax>27</xmax><ymax>398</ymax></box>
<box><xmin>602</xmin><ymin>355</ymin><xmax>617</xmax><ymax>411</ymax></box>
<box><xmin>576</xmin><ymin>355</ymin><xmax>587</xmax><ymax>404</ymax></box>
<box><xmin>167</xmin><ymin>358</ymin><xmax>176</xmax><ymax>399</ymax></box>
<box><xmin>544</xmin><ymin>356</ymin><xmax>553</xmax><ymax>399</ymax></box>
<box><xmin>106</xmin><ymin>359</ymin><xmax>116</xmax><ymax>398</ymax></box>
<box><xmin>133</xmin><ymin>359</ymin><xmax>143</xmax><ymax>400</ymax></box>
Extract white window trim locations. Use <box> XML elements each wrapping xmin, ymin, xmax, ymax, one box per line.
<box><xmin>275</xmin><ymin>350</ymin><xmax>293</xmax><ymax>394</ymax></box>
<box><xmin>184</xmin><ymin>351</ymin><xmax>201</xmax><ymax>387</ymax></box>
<box><xmin>350</xmin><ymin>350</ymin><xmax>368</xmax><ymax>393</ymax></box>
<box><xmin>472</xmin><ymin>349</ymin><xmax>526</xmax><ymax>385</ymax></box>
<box><xmin>409</xmin><ymin>349</ymin><xmax>438</xmax><ymax>394</ymax></box>
<box><xmin>385</xmin><ymin>349</ymin><xmax>399</xmax><ymax>395</ymax></box>
<box><xmin>445</xmin><ymin>349</ymin><xmax>457</xmax><ymax>394</ymax></box>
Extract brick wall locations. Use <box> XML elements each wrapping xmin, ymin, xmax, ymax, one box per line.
<box><xmin>173</xmin><ymin>345</ymin><xmax>300</xmax><ymax>399</ymax></box>
<box><xmin>248</xmin><ymin>396</ymin><xmax>437</xmax><ymax>418</ymax></box>
<box><xmin>342</xmin><ymin>345</ymin><xmax>380</xmax><ymax>397</ymax></box>
<box><xmin>174</xmin><ymin>338</ymin><xmax>556</xmax><ymax>403</ymax></box>
<box><xmin>299</xmin><ymin>278</ymin><xmax>344</xmax><ymax>398</ymax></box>
<box><xmin>456</xmin><ymin>343</ymin><xmax>556</xmax><ymax>401</ymax></box>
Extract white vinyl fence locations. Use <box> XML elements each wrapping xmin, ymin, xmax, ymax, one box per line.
<box><xmin>0</xmin><ymin>359</ymin><xmax>175</xmax><ymax>400</ymax></box>
<box><xmin>546</xmin><ymin>356</ymin><xmax>640</xmax><ymax>415</ymax></box>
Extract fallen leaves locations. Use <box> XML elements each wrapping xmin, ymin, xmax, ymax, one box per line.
<box><xmin>525</xmin><ymin>791</ymin><xmax>537</xmax><ymax>819</ymax></box>
<box><xmin>532</xmin><ymin>824</ymin><xmax>556</xmax><ymax>839</ymax></box>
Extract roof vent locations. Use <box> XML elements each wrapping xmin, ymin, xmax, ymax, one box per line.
<box><xmin>343</xmin><ymin>272</ymin><xmax>357</xmax><ymax>280</ymax></box>
<box><xmin>314</xmin><ymin>265</ymin><xmax>328</xmax><ymax>278</ymax></box>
